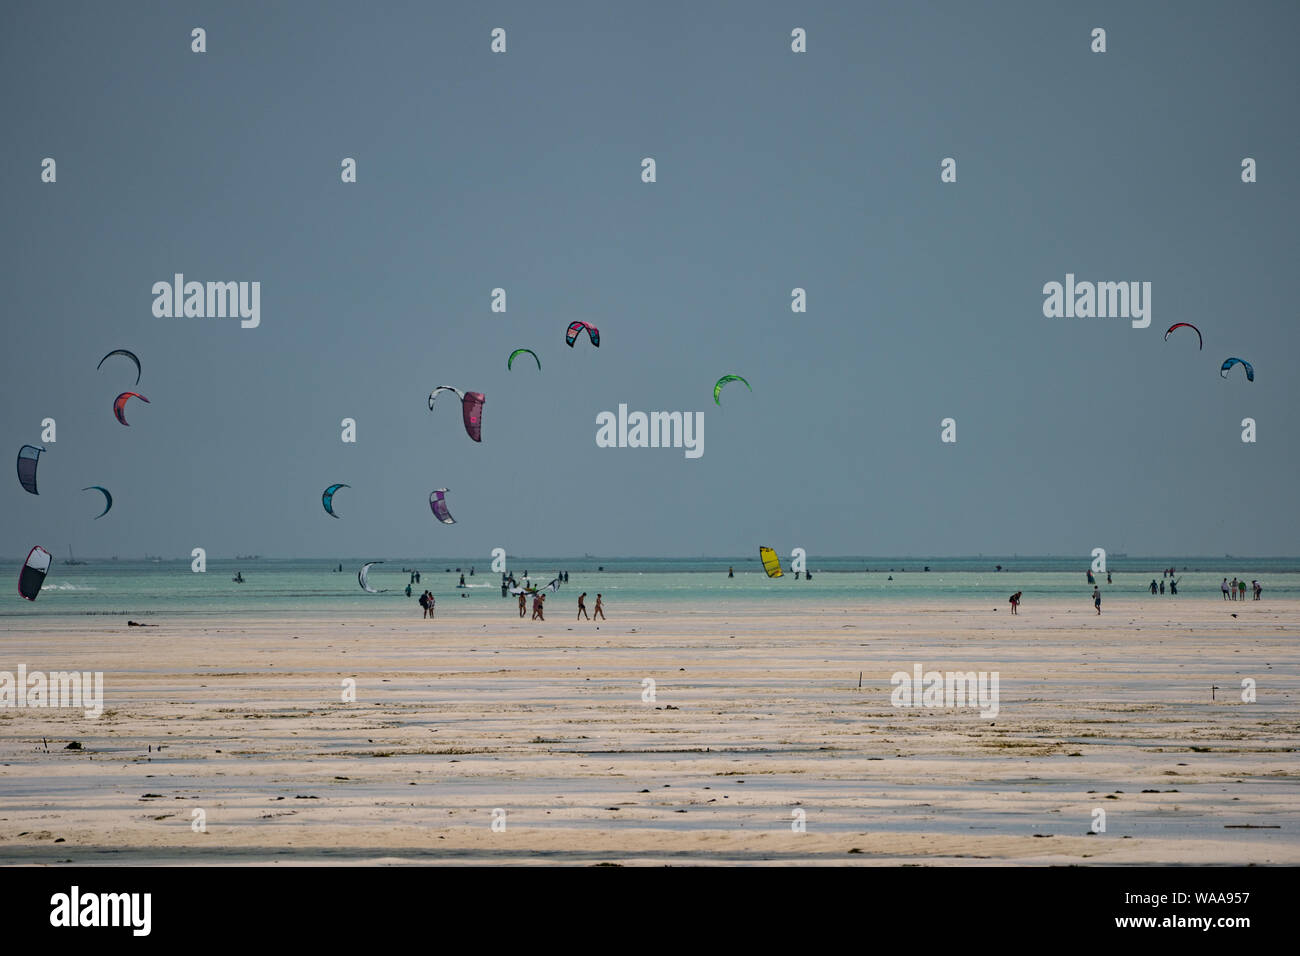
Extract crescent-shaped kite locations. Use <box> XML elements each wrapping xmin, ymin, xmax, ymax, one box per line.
<box><xmin>358</xmin><ymin>561</ymin><xmax>389</xmax><ymax>593</ymax></box>
<box><xmin>508</xmin><ymin>348</ymin><xmax>541</xmax><ymax>371</ymax></box>
<box><xmin>113</xmin><ymin>392</ymin><xmax>150</xmax><ymax>426</ymax></box>
<box><xmin>713</xmin><ymin>374</ymin><xmax>752</xmax><ymax>405</ymax></box>
<box><xmin>97</xmin><ymin>349</ymin><xmax>142</xmax><ymax>385</ymax></box>
<box><xmin>82</xmin><ymin>486</ymin><xmax>112</xmax><ymax>519</ymax></box>
<box><xmin>429</xmin><ymin>488</ymin><xmax>456</xmax><ymax>524</ymax></box>
<box><xmin>566</xmin><ymin>321</ymin><xmax>599</xmax><ymax>348</ymax></box>
<box><xmin>322</xmin><ymin>483</ymin><xmax>350</xmax><ymax>518</ymax></box>
<box><xmin>1220</xmin><ymin>357</ymin><xmax>1255</xmax><ymax>382</ymax></box>
<box><xmin>428</xmin><ymin>386</ymin><xmax>484</xmax><ymax>442</ymax></box>
<box><xmin>16</xmin><ymin>445</ymin><xmax>43</xmax><ymax>495</ymax></box>
<box><xmin>759</xmin><ymin>546</ymin><xmax>784</xmax><ymax>578</ymax></box>
<box><xmin>1163</xmin><ymin>323</ymin><xmax>1202</xmax><ymax>350</ymax></box>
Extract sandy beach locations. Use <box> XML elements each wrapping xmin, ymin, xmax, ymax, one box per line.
<box><xmin>1</xmin><ymin>597</ymin><xmax>1296</xmax><ymax>865</ymax></box>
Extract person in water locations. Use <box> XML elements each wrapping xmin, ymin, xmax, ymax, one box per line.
<box><xmin>593</xmin><ymin>594</ymin><xmax>605</xmax><ymax>620</ymax></box>
<box><xmin>406</xmin><ymin>583</ymin><xmax>412</xmax><ymax>597</ymax></box>
<box><xmin>1009</xmin><ymin>591</ymin><xmax>1021</xmax><ymax>615</ymax></box>
<box><xmin>1093</xmin><ymin>586</ymin><xmax>1102</xmax><ymax>614</ymax></box>
<box><xmin>1106</xmin><ymin>571</ymin><xmax>1112</xmax><ymax>584</ymax></box>
<box><xmin>1150</xmin><ymin>580</ymin><xmax>1158</xmax><ymax>595</ymax></box>
<box><xmin>728</xmin><ymin>567</ymin><xmax>734</xmax><ymax>578</ymax></box>
<box><xmin>459</xmin><ymin>574</ymin><xmax>466</xmax><ymax>587</ymax></box>
<box><xmin>577</xmin><ymin>593</ymin><xmax>589</xmax><ymax>620</ymax></box>
<box><xmin>1159</xmin><ymin>579</ymin><xmax>1165</xmax><ymax>595</ymax></box>
<box><xmin>1169</xmin><ymin>577</ymin><xmax>1178</xmax><ymax>595</ymax></box>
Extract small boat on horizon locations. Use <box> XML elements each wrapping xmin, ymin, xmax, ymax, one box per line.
<box><xmin>62</xmin><ymin>545</ymin><xmax>86</xmax><ymax>566</ymax></box>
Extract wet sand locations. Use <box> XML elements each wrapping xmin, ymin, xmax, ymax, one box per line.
<box><xmin>1</xmin><ymin>597</ymin><xmax>1296</xmax><ymax>865</ymax></box>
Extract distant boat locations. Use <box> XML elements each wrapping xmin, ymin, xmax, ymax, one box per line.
<box><xmin>235</xmin><ymin>554</ymin><xmax>260</xmax><ymax>560</ymax></box>
<box><xmin>62</xmin><ymin>545</ymin><xmax>86</xmax><ymax>567</ymax></box>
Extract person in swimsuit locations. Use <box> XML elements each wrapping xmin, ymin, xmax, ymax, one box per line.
<box><xmin>1093</xmin><ymin>586</ymin><xmax>1101</xmax><ymax>614</ymax></box>
<box><xmin>577</xmin><ymin>593</ymin><xmax>589</xmax><ymax>620</ymax></box>
<box><xmin>593</xmin><ymin>594</ymin><xmax>605</xmax><ymax>620</ymax></box>
<box><xmin>1009</xmin><ymin>592</ymin><xmax>1021</xmax><ymax>615</ymax></box>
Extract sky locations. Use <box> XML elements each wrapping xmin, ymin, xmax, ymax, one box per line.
<box><xmin>2</xmin><ymin>0</ymin><xmax>1298</xmax><ymax>560</ymax></box>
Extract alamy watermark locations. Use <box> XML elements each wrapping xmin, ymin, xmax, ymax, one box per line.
<box><xmin>890</xmin><ymin>664</ymin><xmax>999</xmax><ymax>718</ymax></box>
<box><xmin>0</xmin><ymin>665</ymin><xmax>103</xmax><ymax>718</ymax></box>
<box><xmin>596</xmin><ymin>404</ymin><xmax>703</xmax><ymax>459</ymax></box>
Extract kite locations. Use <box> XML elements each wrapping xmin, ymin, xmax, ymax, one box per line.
<box><xmin>713</xmin><ymin>374</ymin><xmax>752</xmax><ymax>406</ymax></box>
<box><xmin>19</xmin><ymin>546</ymin><xmax>52</xmax><ymax>601</ymax></box>
<box><xmin>82</xmin><ymin>486</ymin><xmax>112</xmax><ymax>519</ymax></box>
<box><xmin>509</xmin><ymin>576</ymin><xmax>561</xmax><ymax>595</ymax></box>
<box><xmin>1220</xmin><ymin>357</ymin><xmax>1255</xmax><ymax>382</ymax></box>
<box><xmin>358</xmin><ymin>561</ymin><xmax>389</xmax><ymax>593</ymax></box>
<box><xmin>322</xmin><ymin>483</ymin><xmax>349</xmax><ymax>518</ymax></box>
<box><xmin>16</xmin><ymin>445</ymin><xmax>42</xmax><ymax>495</ymax></box>
<box><xmin>113</xmin><ymin>392</ymin><xmax>150</xmax><ymax>426</ymax></box>
<box><xmin>759</xmin><ymin>546</ymin><xmax>784</xmax><ymax>578</ymax></box>
<box><xmin>1163</xmin><ymin>323</ymin><xmax>1202</xmax><ymax>350</ymax></box>
<box><xmin>429</xmin><ymin>488</ymin><xmax>456</xmax><ymax>524</ymax></box>
<box><xmin>428</xmin><ymin>386</ymin><xmax>485</xmax><ymax>442</ymax></box>
<box><xmin>97</xmin><ymin>349</ymin><xmax>142</xmax><ymax>385</ymax></box>
<box><xmin>566</xmin><ymin>321</ymin><xmax>600</xmax><ymax>348</ymax></box>
<box><xmin>508</xmin><ymin>349</ymin><xmax>541</xmax><ymax>371</ymax></box>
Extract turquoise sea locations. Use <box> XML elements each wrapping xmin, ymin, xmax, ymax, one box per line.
<box><xmin>4</xmin><ymin>556</ymin><xmax>1297</xmax><ymax>620</ymax></box>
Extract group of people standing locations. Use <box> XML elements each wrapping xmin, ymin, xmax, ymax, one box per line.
<box><xmin>1222</xmin><ymin>577</ymin><xmax>1262</xmax><ymax>601</ymax></box>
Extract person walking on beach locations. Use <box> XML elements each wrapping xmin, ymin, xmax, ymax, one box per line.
<box><xmin>1222</xmin><ymin>578</ymin><xmax>1231</xmax><ymax>600</ymax></box>
<box><xmin>1009</xmin><ymin>591</ymin><xmax>1021</xmax><ymax>615</ymax></box>
<box><xmin>577</xmin><ymin>593</ymin><xmax>589</xmax><ymax>620</ymax></box>
<box><xmin>1093</xmin><ymin>586</ymin><xmax>1102</xmax><ymax>615</ymax></box>
<box><xmin>518</xmin><ymin>591</ymin><xmax>526</xmax><ymax>618</ymax></box>
<box><xmin>536</xmin><ymin>594</ymin><xmax>546</xmax><ymax>621</ymax></box>
<box><xmin>593</xmin><ymin>594</ymin><xmax>605</xmax><ymax>620</ymax></box>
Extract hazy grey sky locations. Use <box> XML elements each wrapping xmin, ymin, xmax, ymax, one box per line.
<box><xmin>3</xmin><ymin>1</ymin><xmax>1297</xmax><ymax>559</ymax></box>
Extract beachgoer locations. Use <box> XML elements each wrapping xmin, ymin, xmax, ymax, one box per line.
<box><xmin>1239</xmin><ymin>580</ymin><xmax>1247</xmax><ymax>601</ymax></box>
<box><xmin>728</xmin><ymin>567</ymin><xmax>734</xmax><ymax>578</ymax></box>
<box><xmin>593</xmin><ymin>594</ymin><xmax>605</xmax><ymax>620</ymax></box>
<box><xmin>805</xmin><ymin>570</ymin><xmax>812</xmax><ymax>580</ymax></box>
<box><xmin>1159</xmin><ymin>580</ymin><xmax>1165</xmax><ymax>595</ymax></box>
<box><xmin>1087</xmin><ymin>569</ymin><xmax>1095</xmax><ymax>584</ymax></box>
<box><xmin>1169</xmin><ymin>578</ymin><xmax>1178</xmax><ymax>595</ymax></box>
<box><xmin>1222</xmin><ymin>578</ymin><xmax>1231</xmax><ymax>600</ymax></box>
<box><xmin>536</xmin><ymin>594</ymin><xmax>545</xmax><ymax>621</ymax></box>
<box><xmin>405</xmin><ymin>583</ymin><xmax>412</xmax><ymax>597</ymax></box>
<box><xmin>419</xmin><ymin>590</ymin><xmax>429</xmax><ymax>618</ymax></box>
<box><xmin>1230</xmin><ymin>577</ymin><xmax>1239</xmax><ymax>601</ymax></box>
<box><xmin>1254</xmin><ymin>580</ymin><xmax>1262</xmax><ymax>600</ymax></box>
<box><xmin>1150</xmin><ymin>580</ymin><xmax>1158</xmax><ymax>595</ymax></box>
<box><xmin>427</xmin><ymin>592</ymin><xmax>435</xmax><ymax>619</ymax></box>
<box><xmin>577</xmin><ymin>593</ymin><xmax>589</xmax><ymax>620</ymax></box>
<box><xmin>518</xmin><ymin>592</ymin><xmax>526</xmax><ymax>618</ymax></box>
<box><xmin>1093</xmin><ymin>586</ymin><xmax>1101</xmax><ymax>614</ymax></box>
<box><xmin>1009</xmin><ymin>592</ymin><xmax>1021</xmax><ymax>615</ymax></box>
<box><xmin>415</xmin><ymin>571</ymin><xmax>420</xmax><ymax>583</ymax></box>
<box><xmin>1106</xmin><ymin>571</ymin><xmax>1112</xmax><ymax>584</ymax></box>
<box><xmin>459</xmin><ymin>574</ymin><xmax>466</xmax><ymax>587</ymax></box>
